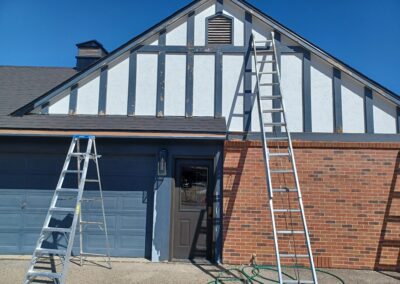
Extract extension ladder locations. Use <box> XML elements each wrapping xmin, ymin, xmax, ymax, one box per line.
<box><xmin>251</xmin><ymin>32</ymin><xmax>318</xmax><ymax>284</ymax></box>
<box><xmin>24</xmin><ymin>135</ymin><xmax>111</xmax><ymax>284</ymax></box>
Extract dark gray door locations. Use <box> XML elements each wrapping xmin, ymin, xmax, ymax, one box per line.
<box><xmin>172</xmin><ymin>159</ymin><xmax>213</xmax><ymax>260</ymax></box>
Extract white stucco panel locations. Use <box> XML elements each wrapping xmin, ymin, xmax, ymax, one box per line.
<box><xmin>373</xmin><ymin>93</ymin><xmax>397</xmax><ymax>134</ymax></box>
<box><xmin>311</xmin><ymin>55</ymin><xmax>333</xmax><ymax>133</ymax></box>
<box><xmin>341</xmin><ymin>74</ymin><xmax>365</xmax><ymax>133</ymax></box>
<box><xmin>223</xmin><ymin>0</ymin><xmax>244</xmax><ymax>46</ymax></box>
<box><xmin>48</xmin><ymin>94</ymin><xmax>69</xmax><ymax>114</ymax></box>
<box><xmin>165</xmin><ymin>54</ymin><xmax>186</xmax><ymax>116</ymax></box>
<box><xmin>76</xmin><ymin>76</ymin><xmax>100</xmax><ymax>115</ymax></box>
<box><xmin>252</xmin><ymin>16</ymin><xmax>273</xmax><ymax>43</ymax></box>
<box><xmin>166</xmin><ymin>18</ymin><xmax>187</xmax><ymax>46</ymax></box>
<box><xmin>106</xmin><ymin>56</ymin><xmax>129</xmax><ymax>115</ymax></box>
<box><xmin>223</xmin><ymin>55</ymin><xmax>244</xmax><ymax>131</ymax></box>
<box><xmin>135</xmin><ymin>53</ymin><xmax>158</xmax><ymax>116</ymax></box>
<box><xmin>281</xmin><ymin>54</ymin><xmax>303</xmax><ymax>132</ymax></box>
<box><xmin>194</xmin><ymin>1</ymin><xmax>216</xmax><ymax>46</ymax></box>
<box><xmin>193</xmin><ymin>54</ymin><xmax>215</xmax><ymax>116</ymax></box>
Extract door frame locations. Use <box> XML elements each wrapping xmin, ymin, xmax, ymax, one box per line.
<box><xmin>169</xmin><ymin>156</ymin><xmax>215</xmax><ymax>262</ymax></box>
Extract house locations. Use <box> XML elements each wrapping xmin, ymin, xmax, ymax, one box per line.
<box><xmin>0</xmin><ymin>0</ymin><xmax>399</xmax><ymax>271</ymax></box>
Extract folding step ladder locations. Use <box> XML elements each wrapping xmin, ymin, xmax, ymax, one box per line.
<box><xmin>251</xmin><ymin>32</ymin><xmax>318</xmax><ymax>284</ymax></box>
<box><xmin>24</xmin><ymin>135</ymin><xmax>111</xmax><ymax>284</ymax></box>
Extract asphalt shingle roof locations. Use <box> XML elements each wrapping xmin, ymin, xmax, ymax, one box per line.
<box><xmin>0</xmin><ymin>66</ymin><xmax>226</xmax><ymax>134</ymax></box>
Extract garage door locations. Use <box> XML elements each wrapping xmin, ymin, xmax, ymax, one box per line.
<box><xmin>0</xmin><ymin>145</ymin><xmax>156</xmax><ymax>258</ymax></box>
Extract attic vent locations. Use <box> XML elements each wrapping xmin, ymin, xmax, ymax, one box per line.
<box><xmin>207</xmin><ymin>14</ymin><xmax>233</xmax><ymax>45</ymax></box>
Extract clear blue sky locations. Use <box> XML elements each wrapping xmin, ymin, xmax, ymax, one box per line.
<box><xmin>0</xmin><ymin>0</ymin><xmax>399</xmax><ymax>95</ymax></box>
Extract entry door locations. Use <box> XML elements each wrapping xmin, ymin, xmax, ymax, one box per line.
<box><xmin>172</xmin><ymin>159</ymin><xmax>213</xmax><ymax>260</ymax></box>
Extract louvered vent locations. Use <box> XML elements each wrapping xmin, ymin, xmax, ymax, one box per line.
<box><xmin>207</xmin><ymin>15</ymin><xmax>233</xmax><ymax>45</ymax></box>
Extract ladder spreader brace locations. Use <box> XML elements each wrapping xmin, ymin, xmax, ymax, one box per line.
<box><xmin>24</xmin><ymin>135</ymin><xmax>111</xmax><ymax>284</ymax></box>
<box><xmin>252</xmin><ymin>33</ymin><xmax>318</xmax><ymax>284</ymax></box>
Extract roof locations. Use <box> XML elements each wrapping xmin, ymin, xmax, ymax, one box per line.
<box><xmin>0</xmin><ymin>66</ymin><xmax>226</xmax><ymax>135</ymax></box>
<box><xmin>13</xmin><ymin>0</ymin><xmax>398</xmax><ymax>116</ymax></box>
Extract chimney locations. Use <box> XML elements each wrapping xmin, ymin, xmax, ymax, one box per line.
<box><xmin>75</xmin><ymin>40</ymin><xmax>108</xmax><ymax>71</ymax></box>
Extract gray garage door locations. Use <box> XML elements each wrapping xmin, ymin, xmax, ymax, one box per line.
<box><xmin>0</xmin><ymin>146</ymin><xmax>156</xmax><ymax>257</ymax></box>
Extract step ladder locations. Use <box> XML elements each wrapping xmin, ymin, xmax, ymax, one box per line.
<box><xmin>24</xmin><ymin>135</ymin><xmax>111</xmax><ymax>284</ymax></box>
<box><xmin>251</xmin><ymin>32</ymin><xmax>318</xmax><ymax>284</ymax></box>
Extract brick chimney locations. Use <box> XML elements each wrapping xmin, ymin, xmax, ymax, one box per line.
<box><xmin>75</xmin><ymin>40</ymin><xmax>108</xmax><ymax>71</ymax></box>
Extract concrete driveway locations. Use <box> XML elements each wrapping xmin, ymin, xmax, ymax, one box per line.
<box><xmin>1</xmin><ymin>257</ymin><xmax>399</xmax><ymax>283</ymax></box>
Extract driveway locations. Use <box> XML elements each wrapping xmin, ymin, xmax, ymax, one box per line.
<box><xmin>1</xmin><ymin>257</ymin><xmax>399</xmax><ymax>283</ymax></box>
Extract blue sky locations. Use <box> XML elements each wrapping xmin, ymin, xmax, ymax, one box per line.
<box><xmin>0</xmin><ymin>0</ymin><xmax>399</xmax><ymax>95</ymax></box>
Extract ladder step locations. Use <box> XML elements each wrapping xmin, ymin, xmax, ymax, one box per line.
<box><xmin>263</xmin><ymin>108</ymin><xmax>283</xmax><ymax>113</ymax></box>
<box><xmin>85</xmin><ymin>179</ymin><xmax>99</xmax><ymax>183</ymax></box>
<box><xmin>272</xmin><ymin>188</ymin><xmax>298</xmax><ymax>193</ymax></box>
<box><xmin>42</xmin><ymin>227</ymin><xmax>71</xmax><ymax>234</ymax></box>
<box><xmin>264</xmin><ymin>122</ymin><xmax>286</xmax><ymax>127</ymax></box>
<box><xmin>260</xmin><ymin>83</ymin><xmax>279</xmax><ymax>87</ymax></box>
<box><xmin>256</xmin><ymin>49</ymin><xmax>274</xmax><ymax>53</ymax></box>
<box><xmin>269</xmin><ymin>152</ymin><xmax>290</xmax><ymax>157</ymax></box>
<box><xmin>70</xmin><ymin>153</ymin><xmax>101</xmax><ymax>159</ymax></box>
<box><xmin>27</xmin><ymin>271</ymin><xmax>62</xmax><ymax>279</ymax></box>
<box><xmin>274</xmin><ymin>209</ymin><xmax>301</xmax><ymax>213</ymax></box>
<box><xmin>283</xmin><ymin>280</ymin><xmax>314</xmax><ymax>284</ymax></box>
<box><xmin>265</xmin><ymin>136</ymin><xmax>289</xmax><ymax>141</ymax></box>
<box><xmin>277</xmin><ymin>230</ymin><xmax>305</xmax><ymax>234</ymax></box>
<box><xmin>49</xmin><ymin>207</ymin><xmax>75</xmax><ymax>213</ymax></box>
<box><xmin>255</xmin><ymin>40</ymin><xmax>273</xmax><ymax>44</ymax></box>
<box><xmin>257</xmin><ymin>71</ymin><xmax>277</xmax><ymax>75</ymax></box>
<box><xmin>260</xmin><ymin>95</ymin><xmax>281</xmax><ymax>100</ymax></box>
<box><xmin>63</xmin><ymin>170</ymin><xmax>83</xmax><ymax>174</ymax></box>
<box><xmin>57</xmin><ymin>187</ymin><xmax>79</xmax><ymax>193</ymax></box>
<box><xmin>280</xmin><ymin>254</ymin><xmax>309</xmax><ymax>258</ymax></box>
<box><xmin>35</xmin><ymin>248</ymin><xmax>67</xmax><ymax>256</ymax></box>
<box><xmin>270</xmin><ymin>169</ymin><xmax>293</xmax><ymax>174</ymax></box>
<box><xmin>257</xmin><ymin>60</ymin><xmax>275</xmax><ymax>64</ymax></box>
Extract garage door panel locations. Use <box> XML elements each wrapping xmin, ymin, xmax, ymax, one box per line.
<box><xmin>0</xmin><ymin>146</ymin><xmax>156</xmax><ymax>257</ymax></box>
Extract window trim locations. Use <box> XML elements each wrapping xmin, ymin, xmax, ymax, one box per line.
<box><xmin>205</xmin><ymin>12</ymin><xmax>234</xmax><ymax>46</ymax></box>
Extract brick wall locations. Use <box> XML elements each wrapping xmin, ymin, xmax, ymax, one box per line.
<box><xmin>222</xmin><ymin>140</ymin><xmax>400</xmax><ymax>270</ymax></box>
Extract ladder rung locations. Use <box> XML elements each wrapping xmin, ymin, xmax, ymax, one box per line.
<box><xmin>256</xmin><ymin>49</ymin><xmax>274</xmax><ymax>53</ymax></box>
<box><xmin>63</xmin><ymin>170</ymin><xmax>83</xmax><ymax>174</ymax></box>
<box><xmin>277</xmin><ymin>230</ymin><xmax>305</xmax><ymax>234</ymax></box>
<box><xmin>260</xmin><ymin>83</ymin><xmax>279</xmax><ymax>87</ymax></box>
<box><xmin>260</xmin><ymin>95</ymin><xmax>281</xmax><ymax>99</ymax></box>
<box><xmin>264</xmin><ymin>122</ymin><xmax>286</xmax><ymax>127</ymax></box>
<box><xmin>269</xmin><ymin>152</ymin><xmax>290</xmax><ymax>157</ymax></box>
<box><xmin>263</xmin><ymin>108</ymin><xmax>283</xmax><ymax>113</ymax></box>
<box><xmin>283</xmin><ymin>280</ymin><xmax>314</xmax><ymax>284</ymax></box>
<box><xmin>257</xmin><ymin>60</ymin><xmax>275</xmax><ymax>64</ymax></box>
<box><xmin>257</xmin><ymin>71</ymin><xmax>277</xmax><ymax>75</ymax></box>
<box><xmin>57</xmin><ymin>187</ymin><xmax>79</xmax><ymax>193</ymax></box>
<box><xmin>42</xmin><ymin>227</ymin><xmax>71</xmax><ymax>234</ymax></box>
<box><xmin>387</xmin><ymin>216</ymin><xmax>400</xmax><ymax>222</ymax></box>
<box><xmin>265</xmin><ymin>136</ymin><xmax>288</xmax><ymax>141</ymax></box>
<box><xmin>80</xmin><ymin>252</ymin><xmax>108</xmax><ymax>257</ymax></box>
<box><xmin>255</xmin><ymin>40</ymin><xmax>272</xmax><ymax>43</ymax></box>
<box><xmin>272</xmin><ymin>188</ymin><xmax>297</xmax><ymax>193</ymax></box>
<box><xmin>85</xmin><ymin>179</ymin><xmax>99</xmax><ymax>183</ymax></box>
<box><xmin>270</xmin><ymin>169</ymin><xmax>293</xmax><ymax>174</ymax></box>
<box><xmin>49</xmin><ymin>207</ymin><xmax>75</xmax><ymax>213</ymax></box>
<box><xmin>274</xmin><ymin>209</ymin><xmax>301</xmax><ymax>213</ymax></box>
<box><xmin>27</xmin><ymin>271</ymin><xmax>62</xmax><ymax>279</ymax></box>
<box><xmin>35</xmin><ymin>248</ymin><xmax>67</xmax><ymax>256</ymax></box>
<box><xmin>280</xmin><ymin>254</ymin><xmax>309</xmax><ymax>258</ymax></box>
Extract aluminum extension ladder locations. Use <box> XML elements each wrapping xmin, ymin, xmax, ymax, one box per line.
<box><xmin>251</xmin><ymin>32</ymin><xmax>318</xmax><ymax>284</ymax></box>
<box><xmin>24</xmin><ymin>135</ymin><xmax>111</xmax><ymax>284</ymax></box>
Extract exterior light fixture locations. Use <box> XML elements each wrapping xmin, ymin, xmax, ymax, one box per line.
<box><xmin>158</xmin><ymin>149</ymin><xmax>168</xmax><ymax>176</ymax></box>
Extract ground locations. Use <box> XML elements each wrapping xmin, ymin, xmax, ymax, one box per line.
<box><xmin>1</xmin><ymin>257</ymin><xmax>399</xmax><ymax>284</ymax></box>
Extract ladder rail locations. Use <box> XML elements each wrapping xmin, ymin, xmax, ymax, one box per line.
<box><xmin>271</xmin><ymin>33</ymin><xmax>318</xmax><ymax>284</ymax></box>
<box><xmin>251</xmin><ymin>34</ymin><xmax>283</xmax><ymax>283</ymax></box>
<box><xmin>60</xmin><ymin>138</ymin><xmax>93</xmax><ymax>284</ymax></box>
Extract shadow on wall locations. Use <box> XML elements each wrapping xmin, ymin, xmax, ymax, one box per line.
<box><xmin>222</xmin><ymin>145</ymin><xmax>249</xmax><ymax>248</ymax></box>
<box><xmin>374</xmin><ymin>151</ymin><xmax>400</xmax><ymax>272</ymax></box>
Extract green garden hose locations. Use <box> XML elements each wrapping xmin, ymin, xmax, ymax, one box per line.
<box><xmin>207</xmin><ymin>265</ymin><xmax>346</xmax><ymax>284</ymax></box>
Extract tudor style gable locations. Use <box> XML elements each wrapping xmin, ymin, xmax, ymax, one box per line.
<box><xmin>14</xmin><ymin>0</ymin><xmax>400</xmax><ymax>135</ymax></box>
